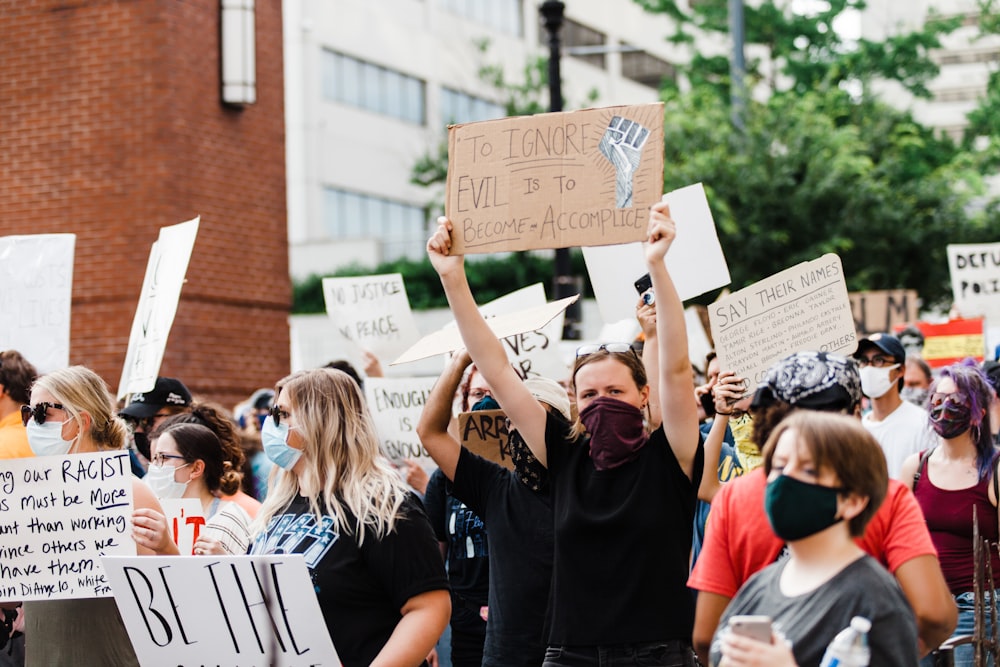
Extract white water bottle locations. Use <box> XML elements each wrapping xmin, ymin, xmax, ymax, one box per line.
<box><xmin>819</xmin><ymin>616</ymin><xmax>871</xmax><ymax>667</ymax></box>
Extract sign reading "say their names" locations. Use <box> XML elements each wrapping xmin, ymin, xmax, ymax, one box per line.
<box><xmin>447</xmin><ymin>103</ymin><xmax>664</xmax><ymax>253</ymax></box>
<box><xmin>103</xmin><ymin>555</ymin><xmax>340</xmax><ymax>667</ymax></box>
<box><xmin>0</xmin><ymin>450</ymin><xmax>135</xmax><ymax>603</ymax></box>
<box><xmin>709</xmin><ymin>254</ymin><xmax>857</xmax><ymax>388</ymax></box>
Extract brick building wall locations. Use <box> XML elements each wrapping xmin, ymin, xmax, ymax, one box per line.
<box><xmin>0</xmin><ymin>0</ymin><xmax>290</xmax><ymax>410</ymax></box>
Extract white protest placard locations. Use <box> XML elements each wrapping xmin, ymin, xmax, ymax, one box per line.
<box><xmin>118</xmin><ymin>217</ymin><xmax>200</xmax><ymax>399</ymax></box>
<box><xmin>479</xmin><ymin>284</ymin><xmax>568</xmax><ymax>381</ymax></box>
<box><xmin>391</xmin><ymin>295</ymin><xmax>579</xmax><ymax>365</ymax></box>
<box><xmin>159</xmin><ymin>499</ymin><xmax>205</xmax><ymax>556</ymax></box>
<box><xmin>583</xmin><ymin>183</ymin><xmax>731</xmax><ymax>323</ymax></box>
<box><xmin>0</xmin><ymin>450</ymin><xmax>135</xmax><ymax>602</ymax></box>
<box><xmin>322</xmin><ymin>273</ymin><xmax>421</xmax><ymax>361</ymax></box>
<box><xmin>709</xmin><ymin>254</ymin><xmax>857</xmax><ymax>387</ymax></box>
<box><xmin>947</xmin><ymin>242</ymin><xmax>1000</xmax><ymax>321</ymax></box>
<box><xmin>364</xmin><ymin>376</ymin><xmax>438</xmax><ymax>470</ymax></box>
<box><xmin>102</xmin><ymin>555</ymin><xmax>340</xmax><ymax>667</ymax></box>
<box><xmin>0</xmin><ymin>234</ymin><xmax>75</xmax><ymax>372</ymax></box>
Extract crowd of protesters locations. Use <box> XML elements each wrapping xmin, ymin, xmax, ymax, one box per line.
<box><xmin>2</xmin><ymin>199</ymin><xmax>1000</xmax><ymax>667</ymax></box>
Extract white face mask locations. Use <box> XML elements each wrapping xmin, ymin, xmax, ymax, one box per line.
<box><xmin>144</xmin><ymin>462</ymin><xmax>191</xmax><ymax>499</ymax></box>
<box><xmin>900</xmin><ymin>387</ymin><xmax>929</xmax><ymax>407</ymax></box>
<box><xmin>859</xmin><ymin>364</ymin><xmax>900</xmax><ymax>399</ymax></box>
<box><xmin>26</xmin><ymin>419</ymin><xmax>75</xmax><ymax>457</ymax></box>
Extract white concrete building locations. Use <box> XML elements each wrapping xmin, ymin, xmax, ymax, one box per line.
<box><xmin>861</xmin><ymin>0</ymin><xmax>1000</xmax><ymax>140</ymax></box>
<box><xmin>283</xmin><ymin>0</ymin><xmax>685</xmax><ymax>281</ymax></box>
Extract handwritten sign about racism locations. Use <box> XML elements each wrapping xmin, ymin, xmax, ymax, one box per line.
<box><xmin>0</xmin><ymin>450</ymin><xmax>135</xmax><ymax>602</ymax></box>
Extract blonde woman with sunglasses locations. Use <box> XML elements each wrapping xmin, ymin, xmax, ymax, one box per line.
<box><xmin>19</xmin><ymin>365</ymin><xmax>177</xmax><ymax>667</ymax></box>
<box><xmin>248</xmin><ymin>368</ymin><xmax>450</xmax><ymax>667</ymax></box>
<box><xmin>427</xmin><ymin>201</ymin><xmax>702</xmax><ymax>667</ymax></box>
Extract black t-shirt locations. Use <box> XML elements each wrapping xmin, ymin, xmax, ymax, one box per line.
<box><xmin>547</xmin><ymin>419</ymin><xmax>703</xmax><ymax>645</ymax></box>
<box><xmin>249</xmin><ymin>492</ymin><xmax>449</xmax><ymax>667</ymax></box>
<box><xmin>424</xmin><ymin>469</ymin><xmax>490</xmax><ymax>626</ymax></box>
<box><xmin>452</xmin><ymin>445</ymin><xmax>555</xmax><ymax>667</ymax></box>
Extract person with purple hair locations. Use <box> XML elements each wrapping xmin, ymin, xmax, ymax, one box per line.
<box><xmin>902</xmin><ymin>360</ymin><xmax>999</xmax><ymax>667</ymax></box>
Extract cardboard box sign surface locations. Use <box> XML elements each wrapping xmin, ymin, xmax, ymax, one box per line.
<box><xmin>446</xmin><ymin>103</ymin><xmax>665</xmax><ymax>254</ymax></box>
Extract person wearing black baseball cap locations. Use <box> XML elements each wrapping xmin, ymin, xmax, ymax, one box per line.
<box><xmin>119</xmin><ymin>377</ymin><xmax>193</xmax><ymax>465</ymax></box>
<box><xmin>853</xmin><ymin>333</ymin><xmax>937</xmax><ymax>479</ymax></box>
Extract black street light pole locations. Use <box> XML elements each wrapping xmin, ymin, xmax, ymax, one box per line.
<box><xmin>729</xmin><ymin>0</ymin><xmax>747</xmax><ymax>133</ymax></box>
<box><xmin>540</xmin><ymin>0</ymin><xmax>582</xmax><ymax>340</ymax></box>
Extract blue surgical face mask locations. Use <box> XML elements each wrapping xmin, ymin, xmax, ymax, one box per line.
<box><xmin>26</xmin><ymin>418</ymin><xmax>76</xmax><ymax>457</ymax></box>
<box><xmin>261</xmin><ymin>415</ymin><xmax>302</xmax><ymax>470</ymax></box>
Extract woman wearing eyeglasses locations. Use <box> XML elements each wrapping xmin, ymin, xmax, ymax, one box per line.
<box><xmin>427</xmin><ymin>202</ymin><xmax>703</xmax><ymax>667</ymax></box>
<box><xmin>144</xmin><ymin>422</ymin><xmax>253</xmax><ymax>556</ymax></box>
<box><xmin>902</xmin><ymin>361</ymin><xmax>998</xmax><ymax>667</ymax></box>
<box><xmin>19</xmin><ymin>365</ymin><xmax>177</xmax><ymax>667</ymax></box>
<box><xmin>248</xmin><ymin>368</ymin><xmax>450</xmax><ymax>667</ymax></box>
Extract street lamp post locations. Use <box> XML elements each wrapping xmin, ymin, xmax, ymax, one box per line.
<box><xmin>540</xmin><ymin>0</ymin><xmax>583</xmax><ymax>340</ymax></box>
<box><xmin>729</xmin><ymin>0</ymin><xmax>747</xmax><ymax>132</ymax></box>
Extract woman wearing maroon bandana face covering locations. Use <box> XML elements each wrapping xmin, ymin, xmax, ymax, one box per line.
<box><xmin>902</xmin><ymin>361</ymin><xmax>998</xmax><ymax>667</ymax></box>
<box><xmin>427</xmin><ymin>200</ymin><xmax>703</xmax><ymax>667</ymax></box>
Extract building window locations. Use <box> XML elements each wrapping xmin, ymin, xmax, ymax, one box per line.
<box><xmin>540</xmin><ymin>17</ymin><xmax>607</xmax><ymax>69</ymax></box>
<box><xmin>439</xmin><ymin>0</ymin><xmax>522</xmax><ymax>36</ymax></box>
<box><xmin>441</xmin><ymin>87</ymin><xmax>505</xmax><ymax>125</ymax></box>
<box><xmin>322</xmin><ymin>50</ymin><xmax>426</xmax><ymax>125</ymax></box>
<box><xmin>621</xmin><ymin>45</ymin><xmax>676</xmax><ymax>89</ymax></box>
<box><xmin>323</xmin><ymin>188</ymin><xmax>428</xmax><ymax>261</ymax></box>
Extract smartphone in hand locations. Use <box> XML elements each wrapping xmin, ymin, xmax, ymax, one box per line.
<box><xmin>728</xmin><ymin>615</ymin><xmax>772</xmax><ymax>643</ymax></box>
<box><xmin>634</xmin><ymin>273</ymin><xmax>654</xmax><ymax>305</ymax></box>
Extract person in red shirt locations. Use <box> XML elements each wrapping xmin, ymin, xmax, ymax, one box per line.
<box><xmin>688</xmin><ymin>350</ymin><xmax>956</xmax><ymax>664</ymax></box>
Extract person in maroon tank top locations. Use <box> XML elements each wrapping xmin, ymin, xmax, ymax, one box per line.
<box><xmin>902</xmin><ymin>361</ymin><xmax>998</xmax><ymax>667</ymax></box>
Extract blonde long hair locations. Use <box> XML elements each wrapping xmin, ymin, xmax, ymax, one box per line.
<box><xmin>33</xmin><ymin>366</ymin><xmax>128</xmax><ymax>450</ymax></box>
<box><xmin>252</xmin><ymin>368</ymin><xmax>409</xmax><ymax>543</ymax></box>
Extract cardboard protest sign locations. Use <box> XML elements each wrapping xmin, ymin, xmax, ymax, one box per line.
<box><xmin>478</xmin><ymin>284</ymin><xmax>567</xmax><ymax>381</ymax></box>
<box><xmin>364</xmin><ymin>376</ymin><xmax>438</xmax><ymax>470</ymax></box>
<box><xmin>849</xmin><ymin>290</ymin><xmax>919</xmax><ymax>336</ymax></box>
<box><xmin>118</xmin><ymin>217</ymin><xmax>200</xmax><ymax>399</ymax></box>
<box><xmin>583</xmin><ymin>183</ymin><xmax>731</xmax><ymax>323</ymax></box>
<box><xmin>102</xmin><ymin>555</ymin><xmax>340</xmax><ymax>667</ymax></box>
<box><xmin>391</xmin><ymin>295</ymin><xmax>578</xmax><ymax>365</ymax></box>
<box><xmin>0</xmin><ymin>451</ymin><xmax>135</xmax><ymax>602</ymax></box>
<box><xmin>458</xmin><ymin>409</ymin><xmax>513</xmax><ymax>470</ymax></box>
<box><xmin>709</xmin><ymin>254</ymin><xmax>856</xmax><ymax>387</ymax></box>
<box><xmin>447</xmin><ymin>103</ymin><xmax>664</xmax><ymax>253</ymax></box>
<box><xmin>893</xmin><ymin>318</ymin><xmax>985</xmax><ymax>368</ymax></box>
<box><xmin>0</xmin><ymin>233</ymin><xmax>75</xmax><ymax>372</ymax></box>
<box><xmin>322</xmin><ymin>273</ymin><xmax>421</xmax><ymax>361</ymax></box>
<box><xmin>159</xmin><ymin>499</ymin><xmax>206</xmax><ymax>556</ymax></box>
<box><xmin>947</xmin><ymin>242</ymin><xmax>1000</xmax><ymax>320</ymax></box>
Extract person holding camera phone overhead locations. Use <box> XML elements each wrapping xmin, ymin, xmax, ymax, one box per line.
<box><xmin>428</xmin><ymin>200</ymin><xmax>703</xmax><ymax>667</ymax></box>
<box><xmin>711</xmin><ymin>412</ymin><xmax>917</xmax><ymax>667</ymax></box>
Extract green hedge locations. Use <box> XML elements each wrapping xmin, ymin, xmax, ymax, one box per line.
<box><xmin>292</xmin><ymin>251</ymin><xmax>593</xmax><ymax>313</ymax></box>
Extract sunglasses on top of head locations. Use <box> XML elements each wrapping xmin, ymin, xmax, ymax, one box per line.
<box><xmin>575</xmin><ymin>342</ymin><xmax>639</xmax><ymax>359</ymax></box>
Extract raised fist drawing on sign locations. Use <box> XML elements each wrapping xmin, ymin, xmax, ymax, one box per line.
<box><xmin>598</xmin><ymin>115</ymin><xmax>650</xmax><ymax>208</ymax></box>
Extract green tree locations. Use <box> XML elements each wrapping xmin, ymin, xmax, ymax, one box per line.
<box><xmin>633</xmin><ymin>0</ymin><xmax>996</xmax><ymax>308</ymax></box>
<box><xmin>634</xmin><ymin>0</ymin><xmax>959</xmax><ymax>98</ymax></box>
<box><xmin>660</xmin><ymin>85</ymin><xmax>993</xmax><ymax>307</ymax></box>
